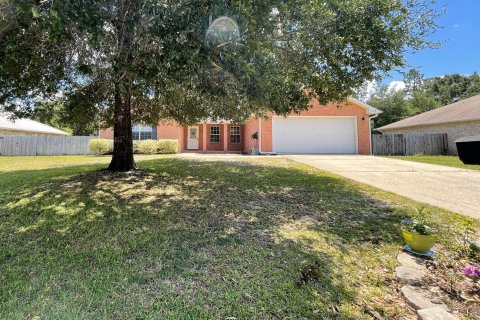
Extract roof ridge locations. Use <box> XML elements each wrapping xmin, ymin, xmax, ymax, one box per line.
<box><xmin>376</xmin><ymin>94</ymin><xmax>480</xmax><ymax>131</ymax></box>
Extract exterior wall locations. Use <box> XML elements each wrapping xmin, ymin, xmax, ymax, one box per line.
<box><xmin>206</xmin><ymin>124</ymin><xmax>224</xmax><ymax>151</ymax></box>
<box><xmin>100</xmin><ymin>123</ymin><xmax>185</xmax><ymax>150</ymax></box>
<box><xmin>259</xmin><ymin>100</ymin><xmax>371</xmax><ymax>155</ymax></box>
<box><xmin>244</xmin><ymin>118</ymin><xmax>259</xmax><ymax>153</ymax></box>
<box><xmin>183</xmin><ymin>124</ymin><xmax>204</xmax><ymax>151</ymax></box>
<box><xmin>381</xmin><ymin>120</ymin><xmax>480</xmax><ymax>155</ymax></box>
<box><xmin>260</xmin><ymin>118</ymin><xmax>273</xmax><ymax>152</ymax></box>
<box><xmin>0</xmin><ymin>129</ymin><xmax>65</xmax><ymax>136</ymax></box>
<box><xmin>157</xmin><ymin>122</ymin><xmax>182</xmax><ymax>139</ymax></box>
<box><xmin>157</xmin><ymin>122</ymin><xmax>184</xmax><ymax>151</ymax></box>
<box><xmin>97</xmin><ymin>98</ymin><xmax>372</xmax><ymax>155</ymax></box>
<box><xmin>99</xmin><ymin>128</ymin><xmax>114</xmax><ymax>139</ymax></box>
<box><xmin>227</xmin><ymin>124</ymin><xmax>244</xmax><ymax>152</ymax></box>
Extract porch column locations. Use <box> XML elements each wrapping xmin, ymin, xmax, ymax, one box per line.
<box><xmin>202</xmin><ymin>124</ymin><xmax>207</xmax><ymax>152</ymax></box>
<box><xmin>223</xmin><ymin>123</ymin><xmax>229</xmax><ymax>152</ymax></box>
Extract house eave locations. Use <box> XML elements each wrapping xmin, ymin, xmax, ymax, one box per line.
<box><xmin>376</xmin><ymin>118</ymin><xmax>480</xmax><ymax>132</ymax></box>
<box><xmin>0</xmin><ymin>126</ymin><xmax>68</xmax><ymax>135</ymax></box>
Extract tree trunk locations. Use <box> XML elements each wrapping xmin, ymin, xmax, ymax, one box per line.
<box><xmin>108</xmin><ymin>0</ymin><xmax>137</xmax><ymax>172</ymax></box>
<box><xmin>108</xmin><ymin>80</ymin><xmax>136</xmax><ymax>172</ymax></box>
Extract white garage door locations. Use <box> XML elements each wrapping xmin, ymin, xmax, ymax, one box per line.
<box><xmin>272</xmin><ymin>117</ymin><xmax>357</xmax><ymax>154</ymax></box>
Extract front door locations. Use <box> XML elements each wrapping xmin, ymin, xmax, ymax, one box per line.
<box><xmin>187</xmin><ymin>126</ymin><xmax>199</xmax><ymax>149</ymax></box>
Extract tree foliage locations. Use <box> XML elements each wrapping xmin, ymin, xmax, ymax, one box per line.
<box><xmin>368</xmin><ymin>71</ymin><xmax>480</xmax><ymax>128</ymax></box>
<box><xmin>1</xmin><ymin>0</ymin><xmax>440</xmax><ymax>170</ymax></box>
<box><xmin>33</xmin><ymin>101</ymin><xmax>99</xmax><ymax>136</ymax></box>
<box><xmin>368</xmin><ymin>88</ymin><xmax>410</xmax><ymax>128</ymax></box>
<box><xmin>425</xmin><ymin>73</ymin><xmax>480</xmax><ymax>105</ymax></box>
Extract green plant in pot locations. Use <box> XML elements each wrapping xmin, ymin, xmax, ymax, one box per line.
<box><xmin>402</xmin><ymin>217</ymin><xmax>435</xmax><ymax>254</ymax></box>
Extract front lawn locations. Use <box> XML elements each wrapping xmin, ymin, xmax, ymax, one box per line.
<box><xmin>386</xmin><ymin>155</ymin><xmax>480</xmax><ymax>171</ymax></box>
<box><xmin>0</xmin><ymin>155</ymin><xmax>477</xmax><ymax>319</ymax></box>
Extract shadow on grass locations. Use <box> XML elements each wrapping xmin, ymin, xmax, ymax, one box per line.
<box><xmin>0</xmin><ymin>157</ymin><xmax>406</xmax><ymax>319</ymax></box>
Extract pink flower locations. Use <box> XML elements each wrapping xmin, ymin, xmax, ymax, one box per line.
<box><xmin>464</xmin><ymin>262</ymin><xmax>480</xmax><ymax>278</ymax></box>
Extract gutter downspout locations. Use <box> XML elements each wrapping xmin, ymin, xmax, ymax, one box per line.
<box><xmin>258</xmin><ymin>117</ymin><xmax>262</xmax><ymax>154</ymax></box>
<box><xmin>369</xmin><ymin>113</ymin><xmax>380</xmax><ymax>155</ymax></box>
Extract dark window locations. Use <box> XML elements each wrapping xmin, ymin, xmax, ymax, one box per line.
<box><xmin>210</xmin><ymin>126</ymin><xmax>220</xmax><ymax>143</ymax></box>
<box><xmin>132</xmin><ymin>125</ymin><xmax>155</xmax><ymax>140</ymax></box>
<box><xmin>230</xmin><ymin>126</ymin><xmax>241</xmax><ymax>143</ymax></box>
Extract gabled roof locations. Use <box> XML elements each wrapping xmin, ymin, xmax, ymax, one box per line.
<box><xmin>347</xmin><ymin>97</ymin><xmax>382</xmax><ymax>115</ymax></box>
<box><xmin>377</xmin><ymin>94</ymin><xmax>480</xmax><ymax>131</ymax></box>
<box><xmin>0</xmin><ymin>115</ymin><xmax>69</xmax><ymax>135</ymax></box>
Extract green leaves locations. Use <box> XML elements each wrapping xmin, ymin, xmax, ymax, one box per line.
<box><xmin>368</xmin><ymin>70</ymin><xmax>480</xmax><ymax>128</ymax></box>
<box><xmin>31</xmin><ymin>7</ymin><xmax>39</xmax><ymax>18</ymax></box>
<box><xmin>2</xmin><ymin>0</ymin><xmax>441</xmax><ymax>126</ymax></box>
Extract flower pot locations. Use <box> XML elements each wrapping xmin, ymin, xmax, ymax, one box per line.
<box><xmin>402</xmin><ymin>230</ymin><xmax>435</xmax><ymax>254</ymax></box>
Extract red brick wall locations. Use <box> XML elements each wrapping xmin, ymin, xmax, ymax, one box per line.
<box><xmin>98</xmin><ymin>98</ymin><xmax>372</xmax><ymax>155</ymax></box>
<box><xmin>206</xmin><ymin>124</ymin><xmax>224</xmax><ymax>151</ymax></box>
<box><xmin>157</xmin><ymin>121</ymin><xmax>184</xmax><ymax>151</ymax></box>
<box><xmin>260</xmin><ymin>99</ymin><xmax>371</xmax><ymax>154</ymax></box>
<box><xmin>227</xmin><ymin>124</ymin><xmax>244</xmax><ymax>152</ymax></box>
<box><xmin>260</xmin><ymin>118</ymin><xmax>273</xmax><ymax>152</ymax></box>
<box><xmin>99</xmin><ymin>123</ymin><xmax>183</xmax><ymax>139</ymax></box>
<box><xmin>183</xmin><ymin>124</ymin><xmax>204</xmax><ymax>151</ymax></box>
<box><xmin>243</xmin><ymin>118</ymin><xmax>259</xmax><ymax>154</ymax></box>
<box><xmin>99</xmin><ymin>128</ymin><xmax>113</xmax><ymax>139</ymax></box>
<box><xmin>157</xmin><ymin>122</ymin><xmax>181</xmax><ymax>139</ymax></box>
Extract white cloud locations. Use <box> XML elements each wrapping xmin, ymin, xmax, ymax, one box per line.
<box><xmin>355</xmin><ymin>80</ymin><xmax>378</xmax><ymax>102</ymax></box>
<box><xmin>387</xmin><ymin>81</ymin><xmax>405</xmax><ymax>94</ymax></box>
<box><xmin>356</xmin><ymin>79</ymin><xmax>407</xmax><ymax>101</ymax></box>
<box><xmin>453</xmin><ymin>24</ymin><xmax>461</xmax><ymax>28</ymax></box>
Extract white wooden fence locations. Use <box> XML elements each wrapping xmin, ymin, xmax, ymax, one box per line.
<box><xmin>0</xmin><ymin>135</ymin><xmax>95</xmax><ymax>156</ymax></box>
<box><xmin>372</xmin><ymin>134</ymin><xmax>448</xmax><ymax>156</ymax></box>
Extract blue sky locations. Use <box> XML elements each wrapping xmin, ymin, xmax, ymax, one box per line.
<box><xmin>385</xmin><ymin>0</ymin><xmax>480</xmax><ymax>83</ymax></box>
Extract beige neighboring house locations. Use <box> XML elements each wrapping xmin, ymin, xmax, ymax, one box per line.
<box><xmin>0</xmin><ymin>115</ymin><xmax>68</xmax><ymax>136</ymax></box>
<box><xmin>376</xmin><ymin>95</ymin><xmax>480</xmax><ymax>155</ymax></box>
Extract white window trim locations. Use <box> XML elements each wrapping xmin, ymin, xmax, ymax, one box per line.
<box><xmin>132</xmin><ymin>125</ymin><xmax>154</xmax><ymax>141</ymax></box>
<box><xmin>210</xmin><ymin>126</ymin><xmax>220</xmax><ymax>143</ymax></box>
<box><xmin>230</xmin><ymin>126</ymin><xmax>241</xmax><ymax>144</ymax></box>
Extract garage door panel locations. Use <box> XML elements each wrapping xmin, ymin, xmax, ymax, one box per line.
<box><xmin>272</xmin><ymin>117</ymin><xmax>356</xmax><ymax>154</ymax></box>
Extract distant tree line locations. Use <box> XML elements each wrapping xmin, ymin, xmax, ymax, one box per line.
<box><xmin>367</xmin><ymin>71</ymin><xmax>480</xmax><ymax>128</ymax></box>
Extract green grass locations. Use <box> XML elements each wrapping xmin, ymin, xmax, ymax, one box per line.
<box><xmin>386</xmin><ymin>155</ymin><xmax>480</xmax><ymax>171</ymax></box>
<box><xmin>0</xmin><ymin>155</ymin><xmax>477</xmax><ymax>319</ymax></box>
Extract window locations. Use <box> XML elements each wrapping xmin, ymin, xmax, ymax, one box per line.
<box><xmin>132</xmin><ymin>125</ymin><xmax>156</xmax><ymax>140</ymax></box>
<box><xmin>210</xmin><ymin>126</ymin><xmax>220</xmax><ymax>143</ymax></box>
<box><xmin>189</xmin><ymin>127</ymin><xmax>198</xmax><ymax>140</ymax></box>
<box><xmin>230</xmin><ymin>126</ymin><xmax>241</xmax><ymax>143</ymax></box>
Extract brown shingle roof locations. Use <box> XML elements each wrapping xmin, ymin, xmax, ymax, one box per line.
<box><xmin>377</xmin><ymin>94</ymin><xmax>480</xmax><ymax>131</ymax></box>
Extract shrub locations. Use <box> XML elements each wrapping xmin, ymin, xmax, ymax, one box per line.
<box><xmin>137</xmin><ymin>139</ymin><xmax>158</xmax><ymax>154</ymax></box>
<box><xmin>133</xmin><ymin>140</ymin><xmax>141</xmax><ymax>153</ymax></box>
<box><xmin>89</xmin><ymin>139</ymin><xmax>113</xmax><ymax>155</ymax></box>
<box><xmin>157</xmin><ymin>139</ymin><xmax>179</xmax><ymax>154</ymax></box>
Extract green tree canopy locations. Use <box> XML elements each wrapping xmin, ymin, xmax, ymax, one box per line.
<box><xmin>368</xmin><ymin>70</ymin><xmax>480</xmax><ymax>129</ymax></box>
<box><xmin>1</xmin><ymin>0</ymin><xmax>440</xmax><ymax>170</ymax></box>
<box><xmin>369</xmin><ymin>87</ymin><xmax>411</xmax><ymax>128</ymax></box>
<box><xmin>425</xmin><ymin>73</ymin><xmax>480</xmax><ymax>105</ymax></box>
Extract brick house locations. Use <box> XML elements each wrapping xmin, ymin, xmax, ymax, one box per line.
<box><xmin>100</xmin><ymin>97</ymin><xmax>381</xmax><ymax>155</ymax></box>
<box><xmin>376</xmin><ymin>95</ymin><xmax>480</xmax><ymax>155</ymax></box>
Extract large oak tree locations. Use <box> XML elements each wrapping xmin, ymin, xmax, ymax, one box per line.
<box><xmin>1</xmin><ymin>0</ymin><xmax>439</xmax><ymax>171</ymax></box>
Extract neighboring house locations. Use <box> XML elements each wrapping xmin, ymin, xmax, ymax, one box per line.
<box><xmin>0</xmin><ymin>115</ymin><xmax>69</xmax><ymax>136</ymax></box>
<box><xmin>376</xmin><ymin>95</ymin><xmax>480</xmax><ymax>155</ymax></box>
<box><xmin>100</xmin><ymin>98</ymin><xmax>381</xmax><ymax>155</ymax></box>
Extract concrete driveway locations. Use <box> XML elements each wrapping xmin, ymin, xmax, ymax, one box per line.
<box><xmin>288</xmin><ymin>155</ymin><xmax>480</xmax><ymax>219</ymax></box>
